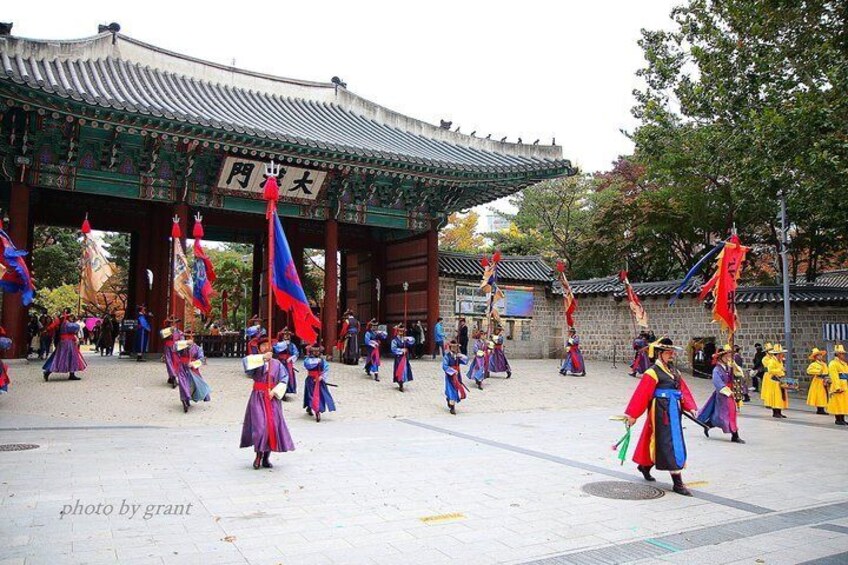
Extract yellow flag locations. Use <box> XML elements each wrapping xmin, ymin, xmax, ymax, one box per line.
<box><xmin>173</xmin><ymin>238</ymin><xmax>193</xmax><ymax>303</ymax></box>
<box><xmin>80</xmin><ymin>234</ymin><xmax>115</xmax><ymax>304</ymax></box>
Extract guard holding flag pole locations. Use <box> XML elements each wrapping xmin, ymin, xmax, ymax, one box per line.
<box><xmin>240</xmin><ymin>336</ymin><xmax>295</xmax><ymax>468</ymax></box>
<box><xmin>624</xmin><ymin>337</ymin><xmax>698</xmax><ymax>496</ymax></box>
<box><xmin>697</xmin><ymin>345</ymin><xmax>744</xmax><ymax>443</ymax></box>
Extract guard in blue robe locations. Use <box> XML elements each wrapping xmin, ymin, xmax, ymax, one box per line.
<box><xmin>391</xmin><ymin>324</ymin><xmax>415</xmax><ymax>392</ymax></box>
<box><xmin>135</xmin><ymin>306</ymin><xmax>152</xmax><ymax>362</ymax></box>
<box><xmin>443</xmin><ymin>341</ymin><xmax>469</xmax><ymax>414</ymax></box>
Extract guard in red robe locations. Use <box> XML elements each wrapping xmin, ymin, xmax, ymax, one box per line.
<box><xmin>625</xmin><ymin>337</ymin><xmax>698</xmax><ymax>496</ymax></box>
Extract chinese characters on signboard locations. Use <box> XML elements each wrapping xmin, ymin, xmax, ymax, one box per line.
<box><xmin>215</xmin><ymin>156</ymin><xmax>327</xmax><ymax>201</ymax></box>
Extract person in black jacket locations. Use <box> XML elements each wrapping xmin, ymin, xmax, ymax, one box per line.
<box><xmin>458</xmin><ymin>318</ymin><xmax>469</xmax><ymax>356</ymax></box>
<box><xmin>751</xmin><ymin>343</ymin><xmax>766</xmax><ymax>392</ymax></box>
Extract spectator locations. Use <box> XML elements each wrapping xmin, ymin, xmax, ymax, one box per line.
<box><xmin>432</xmin><ymin>317</ymin><xmax>445</xmax><ymax>359</ymax></box>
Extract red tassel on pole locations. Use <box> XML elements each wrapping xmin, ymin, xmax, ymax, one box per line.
<box><xmin>192</xmin><ymin>216</ymin><xmax>204</xmax><ymax>238</ymax></box>
<box><xmin>171</xmin><ymin>215</ymin><xmax>182</xmax><ymax>239</ymax></box>
<box><xmin>492</xmin><ymin>250</ymin><xmax>502</xmax><ymax>263</ymax></box>
<box><xmin>81</xmin><ymin>213</ymin><xmax>92</xmax><ymax>234</ymax></box>
<box><xmin>481</xmin><ymin>256</ymin><xmax>490</xmax><ymax>267</ymax></box>
<box><xmin>556</xmin><ymin>260</ymin><xmax>565</xmax><ymax>273</ymax></box>
<box><xmin>263</xmin><ymin>175</ymin><xmax>280</xmax><ymax>220</ymax></box>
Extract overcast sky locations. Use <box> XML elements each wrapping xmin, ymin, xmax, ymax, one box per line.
<box><xmin>8</xmin><ymin>1</ymin><xmax>678</xmax><ymax>218</ymax></box>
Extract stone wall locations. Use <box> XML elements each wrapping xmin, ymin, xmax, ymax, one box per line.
<box><xmin>438</xmin><ymin>276</ymin><xmax>848</xmax><ymax>383</ymax></box>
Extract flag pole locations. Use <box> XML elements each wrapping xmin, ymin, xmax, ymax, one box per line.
<box><xmin>169</xmin><ymin>215</ymin><xmax>179</xmax><ymax>321</ymax></box>
<box><xmin>264</xmin><ymin>162</ymin><xmax>281</xmax><ymax>341</ymax></box>
<box><xmin>78</xmin><ymin>213</ymin><xmax>90</xmax><ymax>318</ymax></box>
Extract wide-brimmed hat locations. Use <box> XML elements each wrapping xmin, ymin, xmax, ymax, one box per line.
<box><xmin>835</xmin><ymin>344</ymin><xmax>846</xmax><ymax>355</ymax></box>
<box><xmin>770</xmin><ymin>344</ymin><xmax>787</xmax><ymax>355</ymax></box>
<box><xmin>808</xmin><ymin>347</ymin><xmax>827</xmax><ymax>360</ymax></box>
<box><xmin>764</xmin><ymin>342</ymin><xmax>774</xmax><ymax>353</ymax></box>
<box><xmin>648</xmin><ymin>337</ymin><xmax>682</xmax><ymax>358</ymax></box>
<box><xmin>712</xmin><ymin>344</ymin><xmax>734</xmax><ymax>361</ymax></box>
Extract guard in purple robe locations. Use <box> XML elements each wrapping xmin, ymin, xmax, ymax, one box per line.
<box><xmin>391</xmin><ymin>324</ymin><xmax>415</xmax><ymax>391</ymax></box>
<box><xmin>443</xmin><ymin>340</ymin><xmax>469</xmax><ymax>414</ymax></box>
<box><xmin>363</xmin><ymin>320</ymin><xmax>387</xmax><ymax>382</ymax></box>
<box><xmin>303</xmin><ymin>346</ymin><xmax>336</xmax><ymax>422</ymax></box>
<box><xmin>43</xmin><ymin>314</ymin><xmax>87</xmax><ymax>381</ymax></box>
<box><xmin>630</xmin><ymin>331</ymin><xmax>651</xmax><ymax>377</ymax></box>
<box><xmin>161</xmin><ymin>317</ymin><xmax>183</xmax><ymax>388</ymax></box>
<box><xmin>273</xmin><ymin>327</ymin><xmax>299</xmax><ymax>399</ymax></box>
<box><xmin>241</xmin><ymin>337</ymin><xmax>296</xmax><ymax>469</ymax></box>
<box><xmin>697</xmin><ymin>345</ymin><xmax>744</xmax><ymax>443</ymax></box>
<box><xmin>0</xmin><ymin>328</ymin><xmax>12</xmax><ymax>394</ymax></box>
<box><xmin>468</xmin><ymin>330</ymin><xmax>487</xmax><ymax>389</ymax></box>
<box><xmin>560</xmin><ymin>327</ymin><xmax>586</xmax><ymax>376</ymax></box>
<box><xmin>175</xmin><ymin>331</ymin><xmax>212</xmax><ymax>413</ymax></box>
<box><xmin>487</xmin><ymin>326</ymin><xmax>512</xmax><ymax>378</ymax></box>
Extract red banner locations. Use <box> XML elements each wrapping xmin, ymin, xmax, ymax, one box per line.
<box><xmin>703</xmin><ymin>235</ymin><xmax>748</xmax><ymax>334</ymax></box>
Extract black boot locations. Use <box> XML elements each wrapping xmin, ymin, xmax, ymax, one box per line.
<box><xmin>306</xmin><ymin>407</ymin><xmax>313</xmax><ymax>416</ymax></box>
<box><xmin>671</xmin><ymin>473</ymin><xmax>692</xmax><ymax>496</ymax></box>
<box><xmin>817</xmin><ymin>407</ymin><xmax>827</xmax><ymax>415</ymax></box>
<box><xmin>450</xmin><ymin>405</ymin><xmax>456</xmax><ymax>415</ymax></box>
<box><xmin>68</xmin><ymin>373</ymin><xmax>81</xmax><ymax>381</ymax></box>
<box><xmin>731</xmin><ymin>432</ymin><xmax>746</xmax><ymax>444</ymax></box>
<box><xmin>374</xmin><ymin>373</ymin><xmax>380</xmax><ymax>382</ymax></box>
<box><xmin>261</xmin><ymin>451</ymin><xmax>273</xmax><ymax>468</ymax></box>
<box><xmin>477</xmin><ymin>381</ymin><xmax>483</xmax><ymax>390</ymax></box>
<box><xmin>182</xmin><ymin>400</ymin><xmax>189</xmax><ymax>413</ymax></box>
<box><xmin>637</xmin><ymin>465</ymin><xmax>656</xmax><ymax>482</ymax></box>
<box><xmin>316</xmin><ymin>410</ymin><xmax>321</xmax><ymax>423</ymax></box>
<box><xmin>743</xmin><ymin>394</ymin><xmax>751</xmax><ymax>402</ymax></box>
<box><xmin>399</xmin><ymin>382</ymin><xmax>404</xmax><ymax>392</ymax></box>
<box><xmin>772</xmin><ymin>409</ymin><xmax>786</xmax><ymax>419</ymax></box>
<box><xmin>43</xmin><ymin>371</ymin><xmax>50</xmax><ymax>382</ymax></box>
<box><xmin>506</xmin><ymin>371</ymin><xmax>511</xmax><ymax>379</ymax></box>
<box><xmin>836</xmin><ymin>415</ymin><xmax>846</xmax><ymax>426</ymax></box>
<box><xmin>253</xmin><ymin>452</ymin><xmax>262</xmax><ymax>470</ymax></box>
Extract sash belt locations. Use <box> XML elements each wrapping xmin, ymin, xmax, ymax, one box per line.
<box><xmin>654</xmin><ymin>389</ymin><xmax>685</xmax><ymax>468</ymax></box>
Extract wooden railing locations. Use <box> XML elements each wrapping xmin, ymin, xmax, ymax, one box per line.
<box><xmin>193</xmin><ymin>334</ymin><xmax>246</xmax><ymax>358</ymax></box>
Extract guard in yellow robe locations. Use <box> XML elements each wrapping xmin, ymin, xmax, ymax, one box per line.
<box><xmin>758</xmin><ymin>343</ymin><xmax>774</xmax><ymax>403</ymax></box>
<box><xmin>805</xmin><ymin>348</ymin><xmax>829</xmax><ymax>414</ymax></box>
<box><xmin>762</xmin><ymin>344</ymin><xmax>789</xmax><ymax>418</ymax></box>
<box><xmin>826</xmin><ymin>344</ymin><xmax>848</xmax><ymax>426</ymax></box>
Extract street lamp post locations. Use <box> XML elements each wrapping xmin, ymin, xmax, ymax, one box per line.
<box><xmin>779</xmin><ymin>189</ymin><xmax>793</xmax><ymax>379</ymax></box>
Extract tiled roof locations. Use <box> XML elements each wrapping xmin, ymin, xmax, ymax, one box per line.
<box><xmin>799</xmin><ymin>270</ymin><xmax>848</xmax><ymax>288</ymax></box>
<box><xmin>555</xmin><ymin>274</ymin><xmax>848</xmax><ymax>305</ymax></box>
<box><xmin>0</xmin><ymin>32</ymin><xmax>573</xmax><ymax>176</ymax></box>
<box><xmin>438</xmin><ymin>251</ymin><xmax>554</xmax><ymax>283</ymax></box>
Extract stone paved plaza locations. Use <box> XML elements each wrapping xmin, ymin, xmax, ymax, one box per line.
<box><xmin>1</xmin><ymin>353</ymin><xmax>847</xmax><ymax>564</ymax></box>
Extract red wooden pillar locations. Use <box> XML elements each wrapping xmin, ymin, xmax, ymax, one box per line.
<box><xmin>426</xmin><ymin>224</ymin><xmax>440</xmax><ymax>355</ymax></box>
<box><xmin>146</xmin><ymin>206</ymin><xmax>171</xmax><ymax>353</ymax></box>
<box><xmin>2</xmin><ymin>182</ymin><xmax>32</xmax><ymax>358</ymax></box>
<box><xmin>323</xmin><ymin>219</ymin><xmax>338</xmax><ymax>351</ymax></box>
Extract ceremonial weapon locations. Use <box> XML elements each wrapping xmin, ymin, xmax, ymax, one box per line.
<box><xmin>682</xmin><ymin>411</ymin><xmax>710</xmax><ymax>437</ymax></box>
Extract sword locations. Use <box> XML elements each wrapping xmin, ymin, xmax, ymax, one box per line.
<box><xmin>682</xmin><ymin>411</ymin><xmax>710</xmax><ymax>437</ymax></box>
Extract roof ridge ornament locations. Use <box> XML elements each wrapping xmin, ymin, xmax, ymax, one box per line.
<box><xmin>97</xmin><ymin>22</ymin><xmax>121</xmax><ymax>44</ymax></box>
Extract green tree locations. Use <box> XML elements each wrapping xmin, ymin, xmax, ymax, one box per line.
<box><xmin>203</xmin><ymin>246</ymin><xmax>253</xmax><ymax>329</ymax></box>
<box><xmin>439</xmin><ymin>212</ymin><xmax>485</xmax><ymax>253</ymax></box>
<box><xmin>499</xmin><ymin>176</ymin><xmax>595</xmax><ymax>277</ymax></box>
<box><xmin>631</xmin><ymin>0</ymin><xmax>848</xmax><ymax>282</ymax></box>
<box><xmin>34</xmin><ymin>284</ymin><xmax>78</xmax><ymax>316</ymax></box>
<box><xmin>32</xmin><ymin>226</ymin><xmax>82</xmax><ymax>289</ymax></box>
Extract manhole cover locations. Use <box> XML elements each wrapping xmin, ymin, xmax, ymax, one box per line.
<box><xmin>0</xmin><ymin>444</ymin><xmax>39</xmax><ymax>452</ymax></box>
<box><xmin>581</xmin><ymin>481</ymin><xmax>664</xmax><ymax>500</ymax></box>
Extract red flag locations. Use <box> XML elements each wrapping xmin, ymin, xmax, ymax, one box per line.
<box><xmin>557</xmin><ymin>261</ymin><xmax>577</xmax><ymax>327</ymax></box>
<box><xmin>699</xmin><ymin>234</ymin><xmax>749</xmax><ymax>334</ymax></box>
<box><xmin>619</xmin><ymin>271</ymin><xmax>649</xmax><ymax>328</ymax></box>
